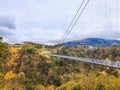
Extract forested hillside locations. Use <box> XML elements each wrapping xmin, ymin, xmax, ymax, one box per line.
<box><xmin>56</xmin><ymin>45</ymin><xmax>120</xmax><ymax>61</ymax></box>
<box><xmin>0</xmin><ymin>38</ymin><xmax>120</xmax><ymax>90</ymax></box>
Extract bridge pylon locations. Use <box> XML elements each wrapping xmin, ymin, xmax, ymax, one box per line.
<box><xmin>42</xmin><ymin>45</ymin><xmax>45</xmax><ymax>54</ymax></box>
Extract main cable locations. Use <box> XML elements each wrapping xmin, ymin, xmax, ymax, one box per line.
<box><xmin>60</xmin><ymin>0</ymin><xmax>90</xmax><ymax>44</ymax></box>
<box><xmin>59</xmin><ymin>0</ymin><xmax>85</xmax><ymax>44</ymax></box>
<box><xmin>61</xmin><ymin>0</ymin><xmax>90</xmax><ymax>43</ymax></box>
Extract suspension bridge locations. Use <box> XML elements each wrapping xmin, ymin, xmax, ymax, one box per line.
<box><xmin>44</xmin><ymin>0</ymin><xmax>120</xmax><ymax>69</ymax></box>
<box><xmin>47</xmin><ymin>54</ymin><xmax>120</xmax><ymax>69</ymax></box>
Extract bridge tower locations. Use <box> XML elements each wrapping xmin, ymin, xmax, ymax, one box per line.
<box><xmin>42</xmin><ymin>45</ymin><xmax>45</xmax><ymax>54</ymax></box>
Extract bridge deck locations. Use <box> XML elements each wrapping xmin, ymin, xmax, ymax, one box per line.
<box><xmin>47</xmin><ymin>54</ymin><xmax>120</xmax><ymax>69</ymax></box>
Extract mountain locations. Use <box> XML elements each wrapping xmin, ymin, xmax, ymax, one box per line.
<box><xmin>63</xmin><ymin>38</ymin><xmax>120</xmax><ymax>46</ymax></box>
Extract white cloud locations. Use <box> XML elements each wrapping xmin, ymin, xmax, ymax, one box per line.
<box><xmin>0</xmin><ymin>26</ymin><xmax>64</xmax><ymax>44</ymax></box>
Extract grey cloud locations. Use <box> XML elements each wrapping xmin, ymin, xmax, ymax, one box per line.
<box><xmin>0</xmin><ymin>27</ymin><xmax>15</xmax><ymax>43</ymax></box>
<box><xmin>0</xmin><ymin>15</ymin><xmax>16</xmax><ymax>29</ymax></box>
<box><xmin>0</xmin><ymin>27</ymin><xmax>13</xmax><ymax>36</ymax></box>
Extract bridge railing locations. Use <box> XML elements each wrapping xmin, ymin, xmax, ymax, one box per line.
<box><xmin>46</xmin><ymin>54</ymin><xmax>120</xmax><ymax>69</ymax></box>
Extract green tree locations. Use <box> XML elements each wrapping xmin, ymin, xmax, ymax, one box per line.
<box><xmin>0</xmin><ymin>37</ymin><xmax>6</xmax><ymax>59</ymax></box>
<box><xmin>0</xmin><ymin>43</ymin><xmax>6</xmax><ymax>58</ymax></box>
<box><xmin>0</xmin><ymin>37</ymin><xmax>2</xmax><ymax>42</ymax></box>
<box><xmin>73</xmin><ymin>85</ymin><xmax>81</xmax><ymax>90</ymax></box>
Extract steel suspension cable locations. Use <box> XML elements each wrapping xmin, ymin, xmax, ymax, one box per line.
<box><xmin>59</xmin><ymin>0</ymin><xmax>85</xmax><ymax>44</ymax></box>
<box><xmin>60</xmin><ymin>0</ymin><xmax>90</xmax><ymax>44</ymax></box>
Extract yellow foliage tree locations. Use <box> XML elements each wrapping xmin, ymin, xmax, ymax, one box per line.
<box><xmin>35</xmin><ymin>84</ymin><xmax>45</xmax><ymax>90</ymax></box>
<box><xmin>4</xmin><ymin>71</ymin><xmax>17</xmax><ymax>80</ymax></box>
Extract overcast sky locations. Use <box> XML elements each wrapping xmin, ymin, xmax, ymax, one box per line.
<box><xmin>0</xmin><ymin>0</ymin><xmax>120</xmax><ymax>44</ymax></box>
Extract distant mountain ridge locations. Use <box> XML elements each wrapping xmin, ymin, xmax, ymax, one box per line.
<box><xmin>63</xmin><ymin>38</ymin><xmax>120</xmax><ymax>46</ymax></box>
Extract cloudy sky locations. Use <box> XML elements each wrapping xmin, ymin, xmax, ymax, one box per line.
<box><xmin>0</xmin><ymin>0</ymin><xmax>120</xmax><ymax>44</ymax></box>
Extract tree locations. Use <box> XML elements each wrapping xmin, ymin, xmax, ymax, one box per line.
<box><xmin>0</xmin><ymin>37</ymin><xmax>2</xmax><ymax>42</ymax></box>
<box><xmin>0</xmin><ymin>42</ymin><xmax>6</xmax><ymax>58</ymax></box>
<box><xmin>73</xmin><ymin>85</ymin><xmax>81</xmax><ymax>90</ymax></box>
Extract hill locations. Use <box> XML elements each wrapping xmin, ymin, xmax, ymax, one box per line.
<box><xmin>63</xmin><ymin>38</ymin><xmax>120</xmax><ymax>46</ymax></box>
